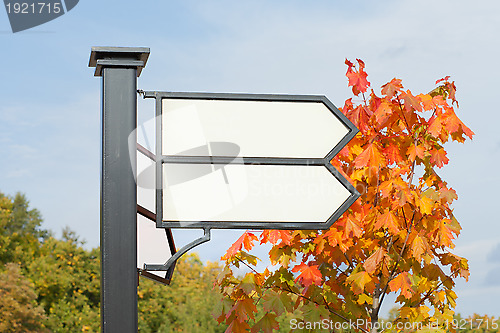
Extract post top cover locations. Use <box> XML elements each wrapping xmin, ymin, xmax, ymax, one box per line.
<box><xmin>89</xmin><ymin>46</ymin><xmax>150</xmax><ymax>77</ymax></box>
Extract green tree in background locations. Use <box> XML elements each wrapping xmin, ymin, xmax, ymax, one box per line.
<box><xmin>0</xmin><ymin>263</ymin><xmax>49</xmax><ymax>332</ymax></box>
<box><xmin>0</xmin><ymin>192</ymin><xmax>48</xmax><ymax>267</ymax></box>
<box><xmin>138</xmin><ymin>253</ymin><xmax>225</xmax><ymax>332</ymax></box>
<box><xmin>0</xmin><ymin>192</ymin><xmax>100</xmax><ymax>332</ymax></box>
<box><xmin>27</xmin><ymin>229</ymin><xmax>101</xmax><ymax>332</ymax></box>
<box><xmin>0</xmin><ymin>190</ymin><xmax>227</xmax><ymax>332</ymax></box>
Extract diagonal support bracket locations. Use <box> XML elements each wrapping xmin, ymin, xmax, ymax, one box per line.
<box><xmin>144</xmin><ymin>228</ymin><xmax>211</xmax><ymax>272</ymax></box>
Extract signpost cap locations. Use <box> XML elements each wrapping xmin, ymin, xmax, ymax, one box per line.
<box><xmin>89</xmin><ymin>46</ymin><xmax>150</xmax><ymax>77</ymax></box>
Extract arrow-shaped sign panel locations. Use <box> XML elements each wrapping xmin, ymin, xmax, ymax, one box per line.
<box><xmin>161</xmin><ymin>98</ymin><xmax>350</xmax><ymax>159</ymax></box>
<box><xmin>144</xmin><ymin>92</ymin><xmax>360</xmax><ymax>230</ymax></box>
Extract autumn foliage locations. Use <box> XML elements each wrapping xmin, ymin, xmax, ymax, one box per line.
<box><xmin>214</xmin><ymin>59</ymin><xmax>473</xmax><ymax>332</ymax></box>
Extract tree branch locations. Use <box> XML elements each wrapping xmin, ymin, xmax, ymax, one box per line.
<box><xmin>396</xmin><ymin>94</ymin><xmax>412</xmax><ymax>134</ymax></box>
<box><xmin>275</xmin><ymin>283</ymin><xmax>371</xmax><ymax>333</ymax></box>
<box><xmin>234</xmin><ymin>256</ymin><xmax>259</xmax><ymax>274</ymax></box>
<box><xmin>374</xmin><ymin>211</ymin><xmax>414</xmax><ymax>317</ymax></box>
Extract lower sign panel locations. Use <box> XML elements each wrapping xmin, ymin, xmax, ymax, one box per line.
<box><xmin>162</xmin><ymin>164</ymin><xmax>351</xmax><ymax>227</ymax></box>
<box><xmin>137</xmin><ymin>214</ymin><xmax>173</xmax><ymax>280</ymax></box>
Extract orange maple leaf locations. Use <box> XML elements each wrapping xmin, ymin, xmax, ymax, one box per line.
<box><xmin>379</xmin><ymin>179</ymin><xmax>395</xmax><ymax>198</ymax></box>
<box><xmin>363</xmin><ymin>247</ymin><xmax>387</xmax><ymax>274</ymax></box>
<box><xmin>427</xmin><ymin>115</ymin><xmax>443</xmax><ymax>138</ymax></box>
<box><xmin>439</xmin><ymin>187</ymin><xmax>458</xmax><ymax>203</ymax></box>
<box><xmin>381</xmin><ymin>78</ymin><xmax>403</xmax><ymax>98</ymax></box>
<box><xmin>418</xmin><ymin>195</ymin><xmax>434</xmax><ymax>215</ymax></box>
<box><xmin>445</xmin><ymin>112</ymin><xmax>474</xmax><ymax>140</ymax></box>
<box><xmin>292</xmin><ymin>263</ymin><xmax>323</xmax><ymax>287</ymax></box>
<box><xmin>403</xmin><ymin>90</ymin><xmax>422</xmax><ymax>112</ymax></box>
<box><xmin>442</xmin><ymin>111</ymin><xmax>461</xmax><ymax>133</ymax></box>
<box><xmin>323</xmin><ymin>228</ymin><xmax>343</xmax><ymax>247</ymax></box>
<box><xmin>411</xmin><ymin>235</ymin><xmax>427</xmax><ymax>262</ymax></box>
<box><xmin>389</xmin><ymin>272</ymin><xmax>413</xmax><ymax>298</ymax></box>
<box><xmin>374</xmin><ymin>211</ymin><xmax>400</xmax><ymax>234</ymax></box>
<box><xmin>343</xmin><ymin>216</ymin><xmax>363</xmax><ymax>238</ymax></box>
<box><xmin>354</xmin><ymin>143</ymin><xmax>385</xmax><ymax>169</ymax></box>
<box><xmin>260</xmin><ymin>230</ymin><xmax>292</xmax><ymax>246</ymax></box>
<box><xmin>383</xmin><ymin>144</ymin><xmax>403</xmax><ymax>165</ymax></box>
<box><xmin>407</xmin><ymin>145</ymin><xmax>425</xmax><ymax>161</ymax></box>
<box><xmin>222</xmin><ymin>232</ymin><xmax>258</xmax><ymax>259</ymax></box>
<box><xmin>346</xmin><ymin>105</ymin><xmax>372</xmax><ymax>133</ymax></box>
<box><xmin>459</xmin><ymin>120</ymin><xmax>474</xmax><ymax>140</ymax></box>
<box><xmin>430</xmin><ymin>148</ymin><xmax>449</xmax><ymax>168</ymax></box>
<box><xmin>374</xmin><ymin>102</ymin><xmax>394</xmax><ymax>127</ymax></box>
<box><xmin>436</xmin><ymin>219</ymin><xmax>455</xmax><ymax>247</ymax></box>
<box><xmin>418</xmin><ymin>93</ymin><xmax>435</xmax><ymax>111</ymax></box>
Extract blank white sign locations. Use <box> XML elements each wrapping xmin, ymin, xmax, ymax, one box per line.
<box><xmin>162</xmin><ymin>164</ymin><xmax>351</xmax><ymax>223</ymax></box>
<box><xmin>162</xmin><ymin>98</ymin><xmax>349</xmax><ymax>158</ymax></box>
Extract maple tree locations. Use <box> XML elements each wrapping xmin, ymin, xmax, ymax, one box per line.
<box><xmin>213</xmin><ymin>59</ymin><xmax>473</xmax><ymax>333</ymax></box>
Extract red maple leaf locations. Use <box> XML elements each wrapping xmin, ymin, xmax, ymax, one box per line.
<box><xmin>292</xmin><ymin>263</ymin><xmax>323</xmax><ymax>287</ymax></box>
<box><xmin>436</xmin><ymin>76</ymin><xmax>450</xmax><ymax>84</ymax></box>
<box><xmin>383</xmin><ymin>144</ymin><xmax>403</xmax><ymax>165</ymax></box>
<box><xmin>346</xmin><ymin>58</ymin><xmax>370</xmax><ymax>96</ymax></box>
<box><xmin>346</xmin><ymin>104</ymin><xmax>372</xmax><ymax>133</ymax></box>
<box><xmin>260</xmin><ymin>230</ymin><xmax>292</xmax><ymax>246</ymax></box>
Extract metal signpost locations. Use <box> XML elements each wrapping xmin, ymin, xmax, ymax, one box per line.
<box><xmin>90</xmin><ymin>46</ymin><xmax>359</xmax><ymax>333</ymax></box>
<box><xmin>89</xmin><ymin>47</ymin><xmax>149</xmax><ymax>333</ymax></box>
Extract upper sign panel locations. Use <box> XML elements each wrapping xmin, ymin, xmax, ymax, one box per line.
<box><xmin>161</xmin><ymin>96</ymin><xmax>350</xmax><ymax>159</ymax></box>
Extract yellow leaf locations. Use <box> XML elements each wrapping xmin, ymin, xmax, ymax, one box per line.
<box><xmin>419</xmin><ymin>195</ymin><xmax>434</xmax><ymax>215</ymax></box>
<box><xmin>347</xmin><ymin>271</ymin><xmax>371</xmax><ymax>295</ymax></box>
<box><xmin>357</xmin><ymin>293</ymin><xmax>373</xmax><ymax>305</ymax></box>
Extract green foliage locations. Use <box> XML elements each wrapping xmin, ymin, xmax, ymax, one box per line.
<box><xmin>28</xmin><ymin>230</ymin><xmax>101</xmax><ymax>332</ymax></box>
<box><xmin>0</xmin><ymin>263</ymin><xmax>49</xmax><ymax>332</ymax></box>
<box><xmin>0</xmin><ymin>190</ymin><xmax>227</xmax><ymax>332</ymax></box>
<box><xmin>8</xmin><ymin>193</ymin><xmax>48</xmax><ymax>239</ymax></box>
<box><xmin>138</xmin><ymin>253</ymin><xmax>225</xmax><ymax>332</ymax></box>
<box><xmin>0</xmin><ymin>192</ymin><xmax>47</xmax><ymax>267</ymax></box>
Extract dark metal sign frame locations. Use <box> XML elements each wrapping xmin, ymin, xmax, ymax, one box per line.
<box><xmin>136</xmin><ymin>144</ymin><xmax>177</xmax><ymax>285</ymax></box>
<box><xmin>143</xmin><ymin>91</ymin><xmax>360</xmax><ymax>231</ymax></box>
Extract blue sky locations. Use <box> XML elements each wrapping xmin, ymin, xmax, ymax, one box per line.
<box><xmin>1</xmin><ymin>0</ymin><xmax>499</xmax><ymax>317</ymax></box>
